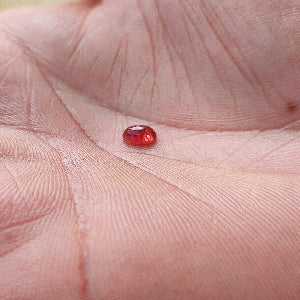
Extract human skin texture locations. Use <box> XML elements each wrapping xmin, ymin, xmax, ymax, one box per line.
<box><xmin>0</xmin><ymin>0</ymin><xmax>299</xmax><ymax>299</ymax></box>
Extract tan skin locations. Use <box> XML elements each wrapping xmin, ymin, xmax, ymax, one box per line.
<box><xmin>0</xmin><ymin>0</ymin><xmax>299</xmax><ymax>298</ymax></box>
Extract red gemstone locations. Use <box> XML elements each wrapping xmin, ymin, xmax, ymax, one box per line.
<box><xmin>123</xmin><ymin>125</ymin><xmax>157</xmax><ymax>146</ymax></box>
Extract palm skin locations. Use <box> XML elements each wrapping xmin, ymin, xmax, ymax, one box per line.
<box><xmin>0</xmin><ymin>0</ymin><xmax>299</xmax><ymax>299</ymax></box>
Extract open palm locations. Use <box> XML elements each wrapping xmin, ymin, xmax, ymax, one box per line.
<box><xmin>0</xmin><ymin>0</ymin><xmax>299</xmax><ymax>299</ymax></box>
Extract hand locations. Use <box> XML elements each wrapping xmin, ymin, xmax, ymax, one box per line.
<box><xmin>0</xmin><ymin>1</ymin><xmax>299</xmax><ymax>298</ymax></box>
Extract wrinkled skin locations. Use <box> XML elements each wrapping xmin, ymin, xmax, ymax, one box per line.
<box><xmin>0</xmin><ymin>0</ymin><xmax>300</xmax><ymax>299</ymax></box>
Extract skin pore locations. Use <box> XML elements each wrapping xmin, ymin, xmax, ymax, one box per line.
<box><xmin>0</xmin><ymin>0</ymin><xmax>299</xmax><ymax>299</ymax></box>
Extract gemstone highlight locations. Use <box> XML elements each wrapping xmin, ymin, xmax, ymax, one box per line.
<box><xmin>123</xmin><ymin>125</ymin><xmax>157</xmax><ymax>146</ymax></box>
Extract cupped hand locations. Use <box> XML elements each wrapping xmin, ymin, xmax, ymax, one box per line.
<box><xmin>0</xmin><ymin>0</ymin><xmax>299</xmax><ymax>299</ymax></box>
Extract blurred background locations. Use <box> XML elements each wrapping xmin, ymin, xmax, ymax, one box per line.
<box><xmin>0</xmin><ymin>0</ymin><xmax>70</xmax><ymax>11</ymax></box>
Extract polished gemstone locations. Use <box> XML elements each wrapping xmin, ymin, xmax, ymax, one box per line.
<box><xmin>123</xmin><ymin>125</ymin><xmax>157</xmax><ymax>146</ymax></box>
